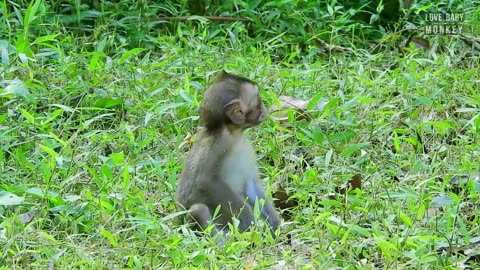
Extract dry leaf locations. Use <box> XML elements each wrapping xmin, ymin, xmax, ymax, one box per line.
<box><xmin>411</xmin><ymin>37</ymin><xmax>431</xmax><ymax>49</ymax></box>
<box><xmin>449</xmin><ymin>170</ymin><xmax>480</xmax><ymax>194</ymax></box>
<box><xmin>335</xmin><ymin>174</ymin><xmax>362</xmax><ymax>195</ymax></box>
<box><xmin>273</xmin><ymin>185</ymin><xmax>299</xmax><ymax>221</ymax></box>
<box><xmin>270</xmin><ymin>95</ymin><xmax>328</xmax><ymax>122</ymax></box>
<box><xmin>314</xmin><ymin>38</ymin><xmax>357</xmax><ymax>55</ymax></box>
<box><xmin>18</xmin><ymin>211</ymin><xmax>35</xmax><ymax>224</ymax></box>
<box><xmin>179</xmin><ymin>133</ymin><xmax>194</xmax><ymax>149</ymax></box>
<box><xmin>244</xmin><ymin>256</ymin><xmax>256</xmax><ymax>270</ymax></box>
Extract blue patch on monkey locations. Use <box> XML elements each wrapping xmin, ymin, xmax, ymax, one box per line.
<box><xmin>246</xmin><ymin>178</ymin><xmax>270</xmax><ymax>219</ymax></box>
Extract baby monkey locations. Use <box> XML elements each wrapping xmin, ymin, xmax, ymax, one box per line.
<box><xmin>176</xmin><ymin>71</ymin><xmax>280</xmax><ymax>239</ymax></box>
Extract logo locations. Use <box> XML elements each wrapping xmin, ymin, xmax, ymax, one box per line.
<box><xmin>423</xmin><ymin>12</ymin><xmax>464</xmax><ymax>35</ymax></box>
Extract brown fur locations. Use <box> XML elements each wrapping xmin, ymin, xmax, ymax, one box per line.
<box><xmin>176</xmin><ymin>71</ymin><xmax>280</xmax><ymax>239</ymax></box>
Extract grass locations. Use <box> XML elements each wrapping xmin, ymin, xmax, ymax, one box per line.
<box><xmin>1</xmin><ymin>3</ymin><xmax>480</xmax><ymax>270</ymax></box>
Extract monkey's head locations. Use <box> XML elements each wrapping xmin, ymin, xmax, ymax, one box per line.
<box><xmin>200</xmin><ymin>71</ymin><xmax>267</xmax><ymax>130</ymax></box>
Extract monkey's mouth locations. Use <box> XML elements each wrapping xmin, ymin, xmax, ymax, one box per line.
<box><xmin>258</xmin><ymin>112</ymin><xmax>268</xmax><ymax>122</ymax></box>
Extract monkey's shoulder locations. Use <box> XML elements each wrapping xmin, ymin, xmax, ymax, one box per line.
<box><xmin>179</xmin><ymin>131</ymin><xmax>229</xmax><ymax>178</ymax></box>
<box><xmin>180</xmin><ymin>130</ymin><xmax>258</xmax><ymax>191</ymax></box>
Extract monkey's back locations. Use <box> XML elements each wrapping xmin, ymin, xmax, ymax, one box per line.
<box><xmin>175</xmin><ymin>130</ymin><xmax>229</xmax><ymax>209</ymax></box>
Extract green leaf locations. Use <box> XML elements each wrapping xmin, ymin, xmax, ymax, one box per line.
<box><xmin>119</xmin><ymin>48</ymin><xmax>145</xmax><ymax>64</ymax></box>
<box><xmin>327</xmin><ymin>4</ymin><xmax>334</xmax><ymax>15</ymax></box>
<box><xmin>350</xmin><ymin>225</ymin><xmax>371</xmax><ymax>238</ymax></box>
<box><xmin>419</xmin><ymin>255</ymin><xmax>438</xmax><ymax>263</ymax></box>
<box><xmin>314</xmin><ymin>212</ymin><xmax>332</xmax><ymax>223</ymax></box>
<box><xmin>2</xmin><ymin>80</ymin><xmax>36</xmax><ymax>103</ymax></box>
<box><xmin>416</xmin><ymin>203</ymin><xmax>426</xmax><ymax>220</ymax></box>
<box><xmin>123</xmin><ymin>166</ymin><xmax>130</xmax><ymax>190</ymax></box>
<box><xmin>100</xmin><ymin>228</ymin><xmax>119</xmax><ymax>248</ymax></box>
<box><xmin>18</xmin><ymin>52</ymin><xmax>30</xmax><ymax>64</ymax></box>
<box><xmin>0</xmin><ymin>113</ymin><xmax>7</xmax><ymax>124</ymax></box>
<box><xmin>155</xmin><ymin>102</ymin><xmax>186</xmax><ymax>115</ymax></box>
<box><xmin>50</xmin><ymin>205</ymin><xmax>75</xmax><ymax>213</ymax></box>
<box><xmin>311</xmin><ymin>127</ymin><xmax>324</xmax><ymax>144</ymax></box>
<box><xmin>43</xmin><ymin>109</ymin><xmax>64</xmax><ymax>125</ymax></box>
<box><xmin>325</xmin><ymin>148</ymin><xmax>333</xmax><ymax>167</ymax></box>
<box><xmin>402</xmin><ymin>73</ymin><xmax>415</xmax><ymax>92</ymax></box>
<box><xmin>38</xmin><ymin>231</ymin><xmax>57</xmax><ymax>244</ymax></box>
<box><xmin>399</xmin><ymin>212</ymin><xmax>413</xmax><ymax>227</ymax></box>
<box><xmin>379</xmin><ymin>191</ymin><xmax>418</xmax><ymax>199</ymax></box>
<box><xmin>192</xmin><ymin>253</ymin><xmax>208</xmax><ymax>266</ymax></box>
<box><xmin>393</xmin><ymin>131</ymin><xmax>400</xmax><ymax>153</ymax></box>
<box><xmin>94</xmin><ymin>98</ymin><xmax>125</xmax><ymax>108</ymax></box>
<box><xmin>1</xmin><ymin>45</ymin><xmax>9</xmax><ymax>65</ymax></box>
<box><xmin>413</xmin><ymin>94</ymin><xmax>433</xmax><ymax>106</ymax></box>
<box><xmin>0</xmin><ymin>191</ymin><xmax>24</xmax><ymax>205</ymax></box>
<box><xmin>179</xmin><ymin>90</ymin><xmax>194</xmax><ymax>103</ymax></box>
<box><xmin>26</xmin><ymin>187</ymin><xmax>46</xmax><ymax>198</ymax></box>
<box><xmin>88</xmin><ymin>51</ymin><xmax>105</xmax><ymax>71</ymax></box>
<box><xmin>455</xmin><ymin>108</ymin><xmax>479</xmax><ymax>113</ymax></box>
<box><xmin>431</xmin><ymin>195</ymin><xmax>455</xmax><ymax>207</ymax></box>
<box><xmin>48</xmin><ymin>132</ymin><xmax>67</xmax><ymax>147</ymax></box>
<box><xmin>63</xmin><ymin>195</ymin><xmax>81</xmax><ymax>202</ymax></box>
<box><xmin>24</xmin><ymin>0</ymin><xmax>42</xmax><ymax>28</ymax></box>
<box><xmin>374</xmin><ymin>236</ymin><xmax>399</xmax><ymax>253</ymax></box>
<box><xmin>33</xmin><ymin>34</ymin><xmax>59</xmax><ymax>45</ymax></box>
<box><xmin>110</xmin><ymin>152</ymin><xmax>124</xmax><ymax>165</ymax></box>
<box><xmin>50</xmin><ymin>104</ymin><xmax>75</xmax><ymax>113</ymax></box>
<box><xmin>15</xmin><ymin>33</ymin><xmax>28</xmax><ymax>55</ymax></box>
<box><xmin>84</xmin><ymin>113</ymin><xmax>115</xmax><ymax>127</ymax></box>
<box><xmin>101</xmin><ymin>164</ymin><xmax>113</xmax><ymax>179</ymax></box>
<box><xmin>341</xmin><ymin>142</ymin><xmax>369</xmax><ymax>157</ymax></box>
<box><xmin>187</xmin><ymin>15</ymin><xmax>209</xmax><ymax>23</ymax></box>
<box><xmin>19</xmin><ymin>108</ymin><xmax>35</xmax><ymax>124</ymax></box>
<box><xmin>328</xmin><ymin>130</ymin><xmax>357</xmax><ymax>143</ymax></box>
<box><xmin>39</xmin><ymin>144</ymin><xmax>58</xmax><ymax>158</ymax></box>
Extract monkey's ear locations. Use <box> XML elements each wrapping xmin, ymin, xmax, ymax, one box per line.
<box><xmin>218</xmin><ymin>70</ymin><xmax>229</xmax><ymax>80</ymax></box>
<box><xmin>224</xmin><ymin>99</ymin><xmax>246</xmax><ymax>125</ymax></box>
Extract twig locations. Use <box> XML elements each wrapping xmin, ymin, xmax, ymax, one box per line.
<box><xmin>157</xmin><ymin>16</ymin><xmax>252</xmax><ymax>23</ymax></box>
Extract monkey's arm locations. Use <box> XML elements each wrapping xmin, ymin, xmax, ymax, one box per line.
<box><xmin>245</xmin><ymin>179</ymin><xmax>281</xmax><ymax>234</ymax></box>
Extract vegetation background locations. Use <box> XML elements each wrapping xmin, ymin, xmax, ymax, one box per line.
<box><xmin>0</xmin><ymin>0</ymin><xmax>479</xmax><ymax>268</ymax></box>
